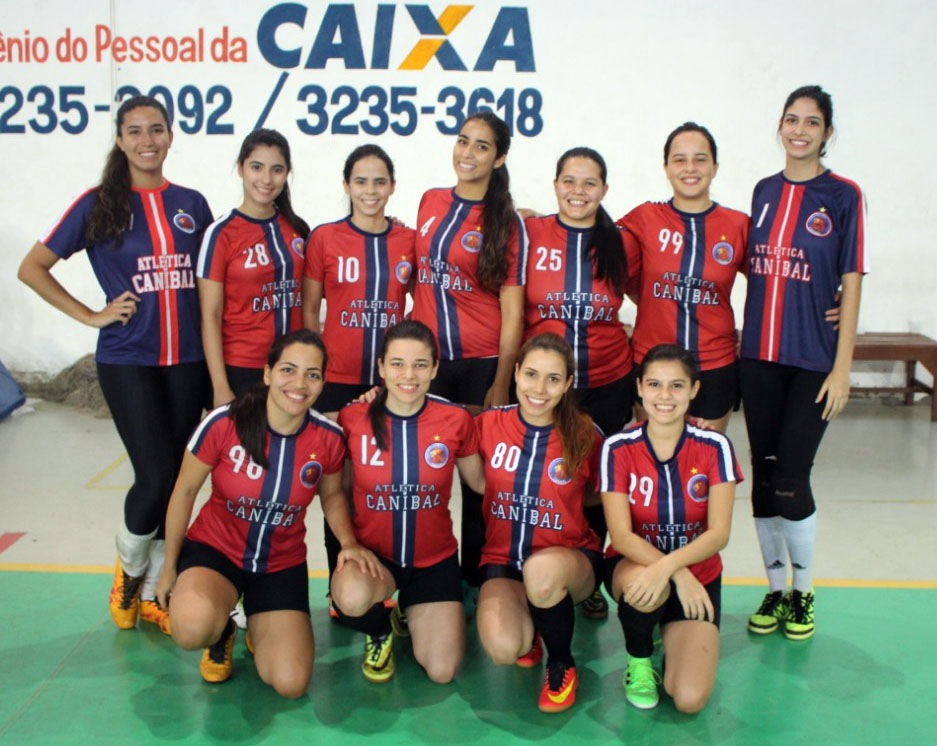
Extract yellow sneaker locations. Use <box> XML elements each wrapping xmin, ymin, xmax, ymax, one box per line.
<box><xmin>108</xmin><ymin>559</ymin><xmax>143</xmax><ymax>630</ymax></box>
<box><xmin>139</xmin><ymin>599</ymin><xmax>172</xmax><ymax>635</ymax></box>
<box><xmin>361</xmin><ymin>631</ymin><xmax>394</xmax><ymax>683</ymax></box>
<box><xmin>200</xmin><ymin>620</ymin><xmax>236</xmax><ymax>683</ymax></box>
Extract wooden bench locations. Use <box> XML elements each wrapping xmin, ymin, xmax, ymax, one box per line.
<box><xmin>852</xmin><ymin>332</ymin><xmax>937</xmax><ymax>422</ymax></box>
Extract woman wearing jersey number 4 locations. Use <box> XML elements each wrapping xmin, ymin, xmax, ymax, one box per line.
<box><xmin>476</xmin><ymin>333</ymin><xmax>604</xmax><ymax>713</ymax></box>
<box><xmin>331</xmin><ymin>320</ymin><xmax>484</xmax><ymax>684</ymax></box>
<box><xmin>742</xmin><ymin>85</ymin><xmax>867</xmax><ymax>641</ymax></box>
<box><xmin>410</xmin><ymin>111</ymin><xmax>528</xmax><ymax>594</ymax></box>
<box><xmin>601</xmin><ymin>344</ymin><xmax>741</xmax><ymax>712</ymax></box>
<box><xmin>18</xmin><ymin>95</ymin><xmax>212</xmax><ymax>636</ymax></box>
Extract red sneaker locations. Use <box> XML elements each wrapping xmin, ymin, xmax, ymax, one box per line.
<box><xmin>515</xmin><ymin>633</ymin><xmax>543</xmax><ymax>668</ymax></box>
<box><xmin>538</xmin><ymin>661</ymin><xmax>578</xmax><ymax>713</ymax></box>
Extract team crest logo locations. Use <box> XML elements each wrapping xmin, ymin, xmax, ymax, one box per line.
<box><xmin>686</xmin><ymin>473</ymin><xmax>709</xmax><ymax>502</ymax></box>
<box><xmin>291</xmin><ymin>236</ymin><xmax>305</xmax><ymax>258</ymax></box>
<box><xmin>395</xmin><ymin>260</ymin><xmax>413</xmax><ymax>283</ymax></box>
<box><xmin>712</xmin><ymin>241</ymin><xmax>734</xmax><ymax>265</ymax></box>
<box><xmin>300</xmin><ymin>460</ymin><xmax>322</xmax><ymax>488</ymax></box>
<box><xmin>173</xmin><ymin>211</ymin><xmax>196</xmax><ymax>233</ymax></box>
<box><xmin>805</xmin><ymin>210</ymin><xmax>833</xmax><ymax>237</ymax></box>
<box><xmin>424</xmin><ymin>441</ymin><xmax>450</xmax><ymax>468</ymax></box>
<box><xmin>547</xmin><ymin>457</ymin><xmax>572</xmax><ymax>485</ymax></box>
<box><xmin>461</xmin><ymin>230</ymin><xmax>483</xmax><ymax>253</ymax></box>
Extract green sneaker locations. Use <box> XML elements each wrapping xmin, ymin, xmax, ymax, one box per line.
<box><xmin>623</xmin><ymin>657</ymin><xmax>660</xmax><ymax>710</ymax></box>
<box><xmin>748</xmin><ymin>590</ymin><xmax>790</xmax><ymax>634</ymax></box>
<box><xmin>784</xmin><ymin>589</ymin><xmax>815</xmax><ymax>640</ymax></box>
<box><xmin>362</xmin><ymin>631</ymin><xmax>395</xmax><ymax>683</ymax></box>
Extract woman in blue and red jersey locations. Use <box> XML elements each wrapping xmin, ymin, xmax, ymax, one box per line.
<box><xmin>617</xmin><ymin>123</ymin><xmax>749</xmax><ymax>434</ymax></box>
<box><xmin>410</xmin><ymin>111</ymin><xmax>528</xmax><ymax>591</ymax></box>
<box><xmin>600</xmin><ymin>344</ymin><xmax>741</xmax><ymax>713</ymax></box>
<box><xmin>18</xmin><ymin>95</ymin><xmax>212</xmax><ymax>636</ymax></box>
<box><xmin>331</xmin><ymin>320</ymin><xmax>485</xmax><ymax>684</ymax></box>
<box><xmin>741</xmin><ymin>86</ymin><xmax>867</xmax><ymax>642</ymax></box>
<box><xmin>475</xmin><ymin>333</ymin><xmax>603</xmax><ymax>713</ymax></box>
<box><xmin>156</xmin><ymin>329</ymin><xmax>381</xmax><ymax>697</ymax></box>
<box><xmin>197</xmin><ymin>129</ymin><xmax>310</xmax><ymax>407</ymax></box>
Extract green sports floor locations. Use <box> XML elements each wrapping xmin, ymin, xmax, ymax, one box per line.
<box><xmin>0</xmin><ymin>572</ymin><xmax>933</xmax><ymax>746</ymax></box>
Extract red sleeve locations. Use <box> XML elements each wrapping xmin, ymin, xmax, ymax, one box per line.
<box><xmin>587</xmin><ymin>429</ymin><xmax>603</xmax><ymax>490</ymax></box>
<box><xmin>304</xmin><ymin>227</ymin><xmax>325</xmax><ymax>281</ymax></box>
<box><xmin>322</xmin><ymin>423</ymin><xmax>347</xmax><ymax>475</ymax></box>
<box><xmin>200</xmin><ymin>224</ymin><xmax>230</xmax><ymax>282</ymax></box>
<box><xmin>455</xmin><ymin>407</ymin><xmax>480</xmax><ymax>457</ymax></box>
<box><xmin>502</xmin><ymin>212</ymin><xmax>529</xmax><ymax>287</ymax></box>
<box><xmin>187</xmin><ymin>409</ymin><xmax>231</xmax><ymax>467</ymax></box>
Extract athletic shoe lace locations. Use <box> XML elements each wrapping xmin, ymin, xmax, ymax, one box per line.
<box><xmin>546</xmin><ymin>660</ymin><xmax>571</xmax><ymax>692</ymax></box>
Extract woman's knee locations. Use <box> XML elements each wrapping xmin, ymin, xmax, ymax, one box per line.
<box><xmin>262</xmin><ymin>661</ymin><xmax>313</xmax><ymax>699</ymax></box>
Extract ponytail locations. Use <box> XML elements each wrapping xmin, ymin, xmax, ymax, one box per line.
<box><xmin>367</xmin><ymin>387</ymin><xmax>391</xmax><ymax>452</ymax></box>
<box><xmin>237</xmin><ymin>128</ymin><xmax>310</xmax><ymax>237</ymax></box>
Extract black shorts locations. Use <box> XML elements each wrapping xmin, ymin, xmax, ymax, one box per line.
<box><xmin>574</xmin><ymin>370</ymin><xmax>637</xmax><ymax>437</ymax></box>
<box><xmin>378</xmin><ymin>552</ymin><xmax>463</xmax><ymax>611</ymax></box>
<box><xmin>225</xmin><ymin>365</ymin><xmax>264</xmax><ymax>398</ymax></box>
<box><xmin>479</xmin><ymin>547</ymin><xmax>603</xmax><ymax>596</ymax></box>
<box><xmin>316</xmin><ymin>381</ymin><xmax>372</xmax><ymax>414</ymax></box>
<box><xmin>690</xmin><ymin>360</ymin><xmax>740</xmax><ymax>420</ymax></box>
<box><xmin>430</xmin><ymin>357</ymin><xmax>499</xmax><ymax>407</ymax></box>
<box><xmin>176</xmin><ymin>539</ymin><xmax>310</xmax><ymax>617</ymax></box>
<box><xmin>604</xmin><ymin>555</ymin><xmax>721</xmax><ymax>628</ymax></box>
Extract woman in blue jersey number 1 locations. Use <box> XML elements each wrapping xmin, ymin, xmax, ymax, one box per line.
<box><xmin>741</xmin><ymin>85</ymin><xmax>867</xmax><ymax>641</ymax></box>
<box><xmin>18</xmin><ymin>95</ymin><xmax>212</xmax><ymax>636</ymax></box>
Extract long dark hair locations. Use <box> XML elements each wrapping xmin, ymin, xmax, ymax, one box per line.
<box><xmin>229</xmin><ymin>329</ymin><xmax>328</xmax><ymax>469</ymax></box>
<box><xmin>343</xmin><ymin>143</ymin><xmax>396</xmax><ymax>220</ymax></box>
<box><xmin>367</xmin><ymin>320</ymin><xmax>439</xmax><ymax>451</ymax></box>
<box><xmin>87</xmin><ymin>95</ymin><xmax>170</xmax><ymax>246</ymax></box>
<box><xmin>780</xmin><ymin>84</ymin><xmax>834</xmax><ymax>157</ymax></box>
<box><xmin>462</xmin><ymin>112</ymin><xmax>515</xmax><ymax>293</ymax></box>
<box><xmin>554</xmin><ymin>147</ymin><xmax>627</xmax><ymax>296</ymax></box>
<box><xmin>237</xmin><ymin>128</ymin><xmax>310</xmax><ymax>237</ymax></box>
<box><xmin>517</xmin><ymin>333</ymin><xmax>595</xmax><ymax>475</ymax></box>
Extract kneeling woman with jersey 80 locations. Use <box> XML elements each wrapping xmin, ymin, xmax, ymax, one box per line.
<box><xmin>156</xmin><ymin>329</ymin><xmax>382</xmax><ymax>698</ymax></box>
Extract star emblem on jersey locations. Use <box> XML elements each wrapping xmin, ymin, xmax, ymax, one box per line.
<box><xmin>461</xmin><ymin>230</ymin><xmax>483</xmax><ymax>253</ymax></box>
<box><xmin>291</xmin><ymin>236</ymin><xmax>305</xmax><ymax>258</ymax></box>
<box><xmin>424</xmin><ymin>441</ymin><xmax>450</xmax><ymax>468</ymax></box>
<box><xmin>300</xmin><ymin>460</ymin><xmax>323</xmax><ymax>488</ymax></box>
<box><xmin>805</xmin><ymin>209</ymin><xmax>833</xmax><ymax>237</ymax></box>
<box><xmin>711</xmin><ymin>238</ymin><xmax>734</xmax><ymax>265</ymax></box>
<box><xmin>395</xmin><ymin>259</ymin><xmax>413</xmax><ymax>283</ymax></box>
<box><xmin>547</xmin><ymin>457</ymin><xmax>572</xmax><ymax>485</ymax></box>
<box><xmin>173</xmin><ymin>211</ymin><xmax>196</xmax><ymax>233</ymax></box>
<box><xmin>686</xmin><ymin>473</ymin><xmax>709</xmax><ymax>502</ymax></box>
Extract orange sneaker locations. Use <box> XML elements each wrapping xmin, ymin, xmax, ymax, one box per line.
<box><xmin>516</xmin><ymin>633</ymin><xmax>543</xmax><ymax>668</ymax></box>
<box><xmin>108</xmin><ymin>559</ymin><xmax>143</xmax><ymax>630</ymax></box>
<box><xmin>538</xmin><ymin>661</ymin><xmax>578</xmax><ymax>713</ymax></box>
<box><xmin>200</xmin><ymin>619</ymin><xmax>236</xmax><ymax>684</ymax></box>
<box><xmin>139</xmin><ymin>599</ymin><xmax>172</xmax><ymax>635</ymax></box>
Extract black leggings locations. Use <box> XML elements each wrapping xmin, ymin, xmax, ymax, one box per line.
<box><xmin>738</xmin><ymin>359</ymin><xmax>829</xmax><ymax>521</ymax></box>
<box><xmin>97</xmin><ymin>361</ymin><xmax>209</xmax><ymax>537</ymax></box>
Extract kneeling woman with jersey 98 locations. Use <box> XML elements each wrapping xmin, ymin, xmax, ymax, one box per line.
<box><xmin>331</xmin><ymin>320</ymin><xmax>485</xmax><ymax>684</ymax></box>
<box><xmin>600</xmin><ymin>344</ymin><xmax>742</xmax><ymax>713</ymax></box>
<box><xmin>475</xmin><ymin>333</ymin><xmax>604</xmax><ymax>713</ymax></box>
<box><xmin>155</xmin><ymin>329</ymin><xmax>383</xmax><ymax>698</ymax></box>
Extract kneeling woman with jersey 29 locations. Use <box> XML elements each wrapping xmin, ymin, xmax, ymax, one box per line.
<box><xmin>156</xmin><ymin>330</ymin><xmax>382</xmax><ymax>698</ymax></box>
<box><xmin>600</xmin><ymin>344</ymin><xmax>741</xmax><ymax>713</ymax></box>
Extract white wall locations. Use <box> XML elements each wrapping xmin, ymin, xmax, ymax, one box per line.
<box><xmin>2</xmin><ymin>0</ymin><xmax>933</xmax><ymax>374</ymax></box>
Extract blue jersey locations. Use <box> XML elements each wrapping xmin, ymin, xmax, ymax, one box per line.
<box><xmin>741</xmin><ymin>171</ymin><xmax>868</xmax><ymax>372</ymax></box>
<box><xmin>43</xmin><ymin>183</ymin><xmax>213</xmax><ymax>366</ymax></box>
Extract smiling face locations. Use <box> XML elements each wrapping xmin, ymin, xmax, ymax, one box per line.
<box><xmin>344</xmin><ymin>155</ymin><xmax>395</xmax><ymax>223</ymax></box>
<box><xmin>238</xmin><ymin>144</ymin><xmax>289</xmax><ymax>217</ymax></box>
<box><xmin>452</xmin><ymin>118</ymin><xmax>505</xmax><ymax>197</ymax></box>
<box><xmin>514</xmin><ymin>348</ymin><xmax>572</xmax><ymax>426</ymax></box>
<box><xmin>779</xmin><ymin>96</ymin><xmax>833</xmax><ymax>164</ymax></box>
<box><xmin>554</xmin><ymin>155</ymin><xmax>608</xmax><ymax>228</ymax></box>
<box><xmin>378</xmin><ymin>338</ymin><xmax>438</xmax><ymax>413</ymax></box>
<box><xmin>263</xmin><ymin>342</ymin><xmax>325</xmax><ymax>425</ymax></box>
<box><xmin>116</xmin><ymin>106</ymin><xmax>172</xmax><ymax>186</ymax></box>
<box><xmin>665</xmin><ymin>131</ymin><xmax>717</xmax><ymax>210</ymax></box>
<box><xmin>637</xmin><ymin>359</ymin><xmax>700</xmax><ymax>427</ymax></box>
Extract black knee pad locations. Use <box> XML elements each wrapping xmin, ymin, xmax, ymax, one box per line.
<box><xmin>772</xmin><ymin>475</ymin><xmax>816</xmax><ymax>521</ymax></box>
<box><xmin>750</xmin><ymin>457</ymin><xmax>777</xmax><ymax>518</ymax></box>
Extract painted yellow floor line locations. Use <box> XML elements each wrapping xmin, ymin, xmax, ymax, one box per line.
<box><xmin>85</xmin><ymin>453</ymin><xmax>128</xmax><ymax>488</ymax></box>
<box><xmin>0</xmin><ymin>564</ymin><xmax>934</xmax><ymax>588</ymax></box>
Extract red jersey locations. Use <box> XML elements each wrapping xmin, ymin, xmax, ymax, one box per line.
<box><xmin>599</xmin><ymin>422</ymin><xmax>742</xmax><ymax>584</ymax></box>
<box><xmin>618</xmin><ymin>201</ymin><xmax>749</xmax><ymax>371</ymax></box>
<box><xmin>523</xmin><ymin>215</ymin><xmax>634</xmax><ymax>388</ymax></box>
<box><xmin>305</xmin><ymin>218</ymin><xmax>415</xmax><ymax>385</ymax></box>
<box><xmin>186</xmin><ymin>405</ymin><xmax>345</xmax><ymax>573</ymax></box>
<box><xmin>338</xmin><ymin>395</ymin><xmax>479</xmax><ymax>568</ymax></box>
<box><xmin>477</xmin><ymin>405</ymin><xmax>601</xmax><ymax>570</ymax></box>
<box><xmin>197</xmin><ymin>209</ymin><xmax>306</xmax><ymax>368</ymax></box>
<box><xmin>411</xmin><ymin>188</ymin><xmax>528</xmax><ymax>360</ymax></box>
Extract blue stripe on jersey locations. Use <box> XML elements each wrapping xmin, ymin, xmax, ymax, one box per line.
<box><xmin>563</xmin><ymin>228</ymin><xmax>593</xmax><ymax>388</ymax></box>
<box><xmin>267</xmin><ymin>218</ymin><xmax>294</xmax><ymax>338</ymax></box>
<box><xmin>390</xmin><ymin>417</ymin><xmax>421</xmax><ymax>567</ymax></box>
<box><xmin>186</xmin><ymin>405</ymin><xmax>231</xmax><ymax>455</ymax></box>
<box><xmin>509</xmin><ymin>422</ymin><xmax>550</xmax><ymax>570</ymax></box>
<box><xmin>361</xmin><ymin>233</ymin><xmax>392</xmax><ymax>385</ymax></box>
<box><xmin>513</xmin><ymin>212</ymin><xmax>530</xmax><ymax>285</ymax></box>
<box><xmin>430</xmin><ymin>200</ymin><xmax>468</xmax><ymax>360</ymax></box>
<box><xmin>676</xmin><ymin>214</ymin><xmax>705</xmax><ymax>361</ymax></box>
<box><xmin>196</xmin><ymin>211</ymin><xmax>237</xmax><ymax>278</ymax></box>
<box><xmin>654</xmin><ymin>459</ymin><xmax>687</xmax><ymax>554</ymax></box>
<box><xmin>243</xmin><ymin>433</ymin><xmax>296</xmax><ymax>573</ymax></box>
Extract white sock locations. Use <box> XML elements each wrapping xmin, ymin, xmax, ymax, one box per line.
<box><xmin>140</xmin><ymin>540</ymin><xmax>165</xmax><ymax>600</ymax></box>
<box><xmin>754</xmin><ymin>516</ymin><xmax>788</xmax><ymax>592</ymax></box>
<box><xmin>116</xmin><ymin>524</ymin><xmax>157</xmax><ymax>578</ymax></box>
<box><xmin>781</xmin><ymin>513</ymin><xmax>817</xmax><ymax>592</ymax></box>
